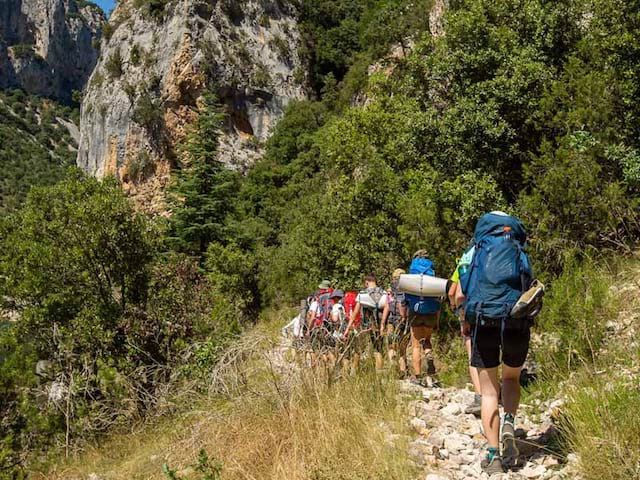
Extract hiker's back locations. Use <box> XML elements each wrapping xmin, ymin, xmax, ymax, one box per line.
<box><xmin>314</xmin><ymin>289</ymin><xmax>333</xmax><ymax>328</ymax></box>
<box><xmin>460</xmin><ymin>211</ymin><xmax>532</xmax><ymax>327</ymax></box>
<box><xmin>358</xmin><ymin>286</ymin><xmax>385</xmax><ymax>328</ymax></box>
<box><xmin>405</xmin><ymin>255</ymin><xmax>441</xmax><ymax>316</ymax></box>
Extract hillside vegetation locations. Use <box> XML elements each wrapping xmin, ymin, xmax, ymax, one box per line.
<box><xmin>0</xmin><ymin>89</ymin><xmax>79</xmax><ymax>213</ymax></box>
<box><xmin>2</xmin><ymin>0</ymin><xmax>640</xmax><ymax>477</ymax></box>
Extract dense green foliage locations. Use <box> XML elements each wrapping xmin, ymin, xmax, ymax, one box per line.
<box><xmin>221</xmin><ymin>0</ymin><xmax>640</xmax><ymax>306</ymax></box>
<box><xmin>0</xmin><ymin>90</ymin><xmax>78</xmax><ymax>213</ymax></box>
<box><xmin>297</xmin><ymin>0</ymin><xmax>434</xmax><ymax>96</ymax></box>
<box><xmin>0</xmin><ymin>177</ymin><xmax>234</xmax><ymax>473</ymax></box>
<box><xmin>3</xmin><ymin>0</ymin><xmax>640</xmax><ymax>474</ymax></box>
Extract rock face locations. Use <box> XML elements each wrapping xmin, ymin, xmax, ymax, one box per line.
<box><xmin>0</xmin><ymin>0</ymin><xmax>104</xmax><ymax>101</ymax></box>
<box><xmin>76</xmin><ymin>0</ymin><xmax>307</xmax><ymax>213</ymax></box>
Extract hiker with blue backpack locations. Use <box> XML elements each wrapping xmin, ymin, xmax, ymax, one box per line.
<box><xmin>404</xmin><ymin>250</ymin><xmax>442</xmax><ymax>385</ymax></box>
<box><xmin>457</xmin><ymin>211</ymin><xmax>544</xmax><ymax>475</ymax></box>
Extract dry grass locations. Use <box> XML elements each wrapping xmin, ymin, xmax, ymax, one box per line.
<box><xmin>37</xmin><ymin>321</ymin><xmax>417</xmax><ymax>480</ymax></box>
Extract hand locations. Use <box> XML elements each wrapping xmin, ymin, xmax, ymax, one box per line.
<box><xmin>462</xmin><ymin>322</ymin><xmax>471</xmax><ymax>337</ymax></box>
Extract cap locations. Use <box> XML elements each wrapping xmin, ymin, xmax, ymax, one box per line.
<box><xmin>330</xmin><ymin>289</ymin><xmax>344</xmax><ymax>299</ymax></box>
<box><xmin>318</xmin><ymin>280</ymin><xmax>331</xmax><ymax>290</ymax></box>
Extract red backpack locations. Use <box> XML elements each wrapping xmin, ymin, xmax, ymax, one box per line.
<box><xmin>343</xmin><ymin>291</ymin><xmax>361</xmax><ymax>328</ymax></box>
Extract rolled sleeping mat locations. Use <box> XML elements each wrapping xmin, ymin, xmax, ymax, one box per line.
<box><xmin>398</xmin><ymin>274</ymin><xmax>449</xmax><ymax>297</ymax></box>
<box><xmin>358</xmin><ymin>293</ymin><xmax>380</xmax><ymax>309</ymax></box>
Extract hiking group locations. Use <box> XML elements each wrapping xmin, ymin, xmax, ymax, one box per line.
<box><xmin>282</xmin><ymin>211</ymin><xmax>545</xmax><ymax>476</ymax></box>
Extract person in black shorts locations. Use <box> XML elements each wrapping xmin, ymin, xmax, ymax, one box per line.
<box><xmin>462</xmin><ymin>310</ymin><xmax>531</xmax><ymax>472</ymax></box>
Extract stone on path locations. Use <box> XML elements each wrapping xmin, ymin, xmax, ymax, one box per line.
<box><xmin>426</xmin><ymin>474</ymin><xmax>449</xmax><ymax>480</ymax></box>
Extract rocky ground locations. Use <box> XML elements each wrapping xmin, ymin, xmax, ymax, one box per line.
<box><xmin>399</xmin><ymin>380</ymin><xmax>581</xmax><ymax>480</ymax></box>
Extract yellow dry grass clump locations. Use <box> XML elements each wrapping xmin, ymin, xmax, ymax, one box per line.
<box><xmin>39</xmin><ymin>323</ymin><xmax>417</xmax><ymax>480</ymax></box>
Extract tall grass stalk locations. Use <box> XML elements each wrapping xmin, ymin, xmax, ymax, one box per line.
<box><xmin>40</xmin><ymin>324</ymin><xmax>417</xmax><ymax>480</ymax></box>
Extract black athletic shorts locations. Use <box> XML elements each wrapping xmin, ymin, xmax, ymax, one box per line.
<box><xmin>470</xmin><ymin>325</ymin><xmax>530</xmax><ymax>369</ymax></box>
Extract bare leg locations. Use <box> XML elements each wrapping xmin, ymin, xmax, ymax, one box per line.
<box><xmin>351</xmin><ymin>353</ymin><xmax>359</xmax><ymax>376</ymax></box>
<box><xmin>478</xmin><ymin>367</ymin><xmax>500</xmax><ymax>448</ymax></box>
<box><xmin>411</xmin><ymin>326</ymin><xmax>433</xmax><ymax>376</ymax></box>
<box><xmin>374</xmin><ymin>352</ymin><xmax>384</xmax><ymax>371</ymax></box>
<box><xmin>502</xmin><ymin>364</ymin><xmax>523</xmax><ymax>415</ymax></box>
<box><xmin>465</xmin><ymin>337</ymin><xmax>482</xmax><ymax>395</ymax></box>
<box><xmin>342</xmin><ymin>358</ymin><xmax>350</xmax><ymax>372</ymax></box>
<box><xmin>398</xmin><ymin>335</ymin><xmax>409</xmax><ymax>376</ymax></box>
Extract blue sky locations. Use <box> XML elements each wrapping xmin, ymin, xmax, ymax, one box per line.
<box><xmin>95</xmin><ymin>0</ymin><xmax>115</xmax><ymax>15</ymax></box>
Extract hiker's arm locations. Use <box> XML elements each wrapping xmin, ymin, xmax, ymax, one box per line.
<box><xmin>462</xmin><ymin>320</ymin><xmax>471</xmax><ymax>337</ymax></box>
<box><xmin>380</xmin><ymin>302</ymin><xmax>390</xmax><ymax>336</ymax></box>
<box><xmin>454</xmin><ymin>281</ymin><xmax>465</xmax><ymax>307</ymax></box>
<box><xmin>380</xmin><ymin>303</ymin><xmax>389</xmax><ymax>335</ymax></box>
<box><xmin>344</xmin><ymin>303</ymin><xmax>360</xmax><ymax>337</ymax></box>
<box><xmin>306</xmin><ymin>310</ymin><xmax>316</xmax><ymax>335</ymax></box>
<box><xmin>448</xmin><ymin>280</ymin><xmax>458</xmax><ymax>309</ymax></box>
<box><xmin>399</xmin><ymin>301</ymin><xmax>407</xmax><ymax>322</ymax></box>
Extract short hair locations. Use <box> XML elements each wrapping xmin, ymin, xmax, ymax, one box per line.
<box><xmin>392</xmin><ymin>268</ymin><xmax>406</xmax><ymax>279</ymax></box>
<box><xmin>364</xmin><ymin>273</ymin><xmax>377</xmax><ymax>283</ymax></box>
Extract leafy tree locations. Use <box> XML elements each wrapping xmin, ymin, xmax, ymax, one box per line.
<box><xmin>0</xmin><ymin>174</ymin><xmax>154</xmax><ymax>466</ymax></box>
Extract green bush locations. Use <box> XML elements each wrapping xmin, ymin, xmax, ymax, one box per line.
<box><xmin>104</xmin><ymin>50</ymin><xmax>123</xmax><ymax>78</ymax></box>
<box><xmin>534</xmin><ymin>258</ymin><xmax>615</xmax><ymax>380</ymax></box>
<box><xmin>133</xmin><ymin>0</ymin><xmax>171</xmax><ymax>19</ymax></box>
<box><xmin>11</xmin><ymin>44</ymin><xmax>36</xmax><ymax>59</ymax></box>
<box><xmin>560</xmin><ymin>375</ymin><xmax>640</xmax><ymax>480</ymax></box>
<box><xmin>132</xmin><ymin>92</ymin><xmax>163</xmax><ymax>134</ymax></box>
<box><xmin>0</xmin><ymin>176</ymin><xmax>237</xmax><ymax>473</ymax></box>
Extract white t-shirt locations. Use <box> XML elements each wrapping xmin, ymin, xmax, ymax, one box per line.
<box><xmin>308</xmin><ymin>300</ymin><xmax>320</xmax><ymax>316</ymax></box>
<box><xmin>331</xmin><ymin>303</ymin><xmax>346</xmax><ymax>322</ymax></box>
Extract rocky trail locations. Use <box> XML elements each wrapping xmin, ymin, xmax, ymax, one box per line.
<box><xmin>399</xmin><ymin>380</ymin><xmax>580</xmax><ymax>480</ymax></box>
<box><xmin>272</xmin><ymin>329</ymin><xmax>581</xmax><ymax>480</ymax></box>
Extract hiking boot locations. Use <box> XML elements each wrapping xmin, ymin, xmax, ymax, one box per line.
<box><xmin>501</xmin><ymin>414</ymin><xmax>519</xmax><ymax>466</ymax></box>
<box><xmin>464</xmin><ymin>393</ymin><xmax>482</xmax><ymax>416</ymax></box>
<box><xmin>481</xmin><ymin>454</ymin><xmax>504</xmax><ymax>475</ymax></box>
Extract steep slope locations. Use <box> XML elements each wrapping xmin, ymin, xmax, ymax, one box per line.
<box><xmin>0</xmin><ymin>0</ymin><xmax>104</xmax><ymax>101</ymax></box>
<box><xmin>0</xmin><ymin>89</ymin><xmax>79</xmax><ymax>212</ymax></box>
<box><xmin>77</xmin><ymin>0</ymin><xmax>307</xmax><ymax>213</ymax></box>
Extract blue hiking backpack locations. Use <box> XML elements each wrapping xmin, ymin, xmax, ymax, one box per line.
<box><xmin>459</xmin><ymin>212</ymin><xmax>532</xmax><ymax>328</ymax></box>
<box><xmin>406</xmin><ymin>257</ymin><xmax>441</xmax><ymax>315</ymax></box>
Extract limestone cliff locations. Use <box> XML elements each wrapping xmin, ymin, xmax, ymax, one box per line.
<box><xmin>77</xmin><ymin>0</ymin><xmax>307</xmax><ymax>213</ymax></box>
<box><xmin>0</xmin><ymin>0</ymin><xmax>104</xmax><ymax>101</ymax></box>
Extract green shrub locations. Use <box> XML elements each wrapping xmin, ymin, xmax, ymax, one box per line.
<box><xmin>133</xmin><ymin>0</ymin><xmax>171</xmax><ymax>19</ymax></box>
<box><xmin>104</xmin><ymin>50</ymin><xmax>123</xmax><ymax>78</ymax></box>
<box><xmin>127</xmin><ymin>150</ymin><xmax>152</xmax><ymax>180</ymax></box>
<box><xmin>101</xmin><ymin>21</ymin><xmax>115</xmax><ymax>41</ymax></box>
<box><xmin>129</xmin><ymin>44</ymin><xmax>141</xmax><ymax>66</ymax></box>
<box><xmin>11</xmin><ymin>44</ymin><xmax>36</xmax><ymax>58</ymax></box>
<box><xmin>132</xmin><ymin>92</ymin><xmax>163</xmax><ymax>134</ymax></box>
<box><xmin>534</xmin><ymin>258</ymin><xmax>615</xmax><ymax>381</ymax></box>
<box><xmin>560</xmin><ymin>370</ymin><xmax>640</xmax><ymax>479</ymax></box>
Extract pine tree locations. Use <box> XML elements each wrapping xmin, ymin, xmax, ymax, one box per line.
<box><xmin>167</xmin><ymin>93</ymin><xmax>237</xmax><ymax>256</ymax></box>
